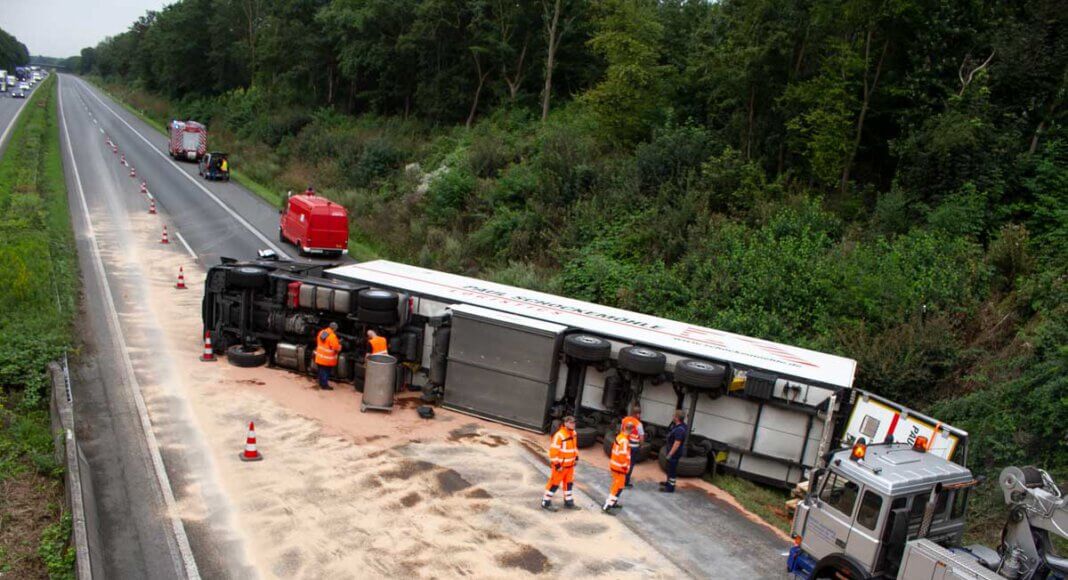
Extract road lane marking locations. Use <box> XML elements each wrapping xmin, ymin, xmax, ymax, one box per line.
<box><xmin>73</xmin><ymin>77</ymin><xmax>291</xmax><ymax>259</ymax></box>
<box><xmin>174</xmin><ymin>230</ymin><xmax>198</xmax><ymax>262</ymax></box>
<box><xmin>58</xmin><ymin>76</ymin><xmax>202</xmax><ymax>580</ymax></box>
<box><xmin>0</xmin><ymin>92</ymin><xmax>32</xmax><ymax>151</ymax></box>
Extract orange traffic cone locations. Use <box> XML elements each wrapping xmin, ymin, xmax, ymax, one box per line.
<box><xmin>130</xmin><ymin>167</ymin><xmax>137</xmax><ymax>178</ymax></box>
<box><xmin>112</xmin><ymin>144</ymin><xmax>118</xmax><ymax>153</ymax></box>
<box><xmin>160</xmin><ymin>225</ymin><xmax>170</xmax><ymax>244</ymax></box>
<box><xmin>240</xmin><ymin>422</ymin><xmax>264</xmax><ymax>462</ymax></box>
<box><xmin>200</xmin><ymin>331</ymin><xmax>217</xmax><ymax>362</ymax></box>
<box><xmin>140</xmin><ymin>181</ymin><xmax>148</xmax><ymax>193</ymax></box>
<box><xmin>120</xmin><ymin>154</ymin><xmax>126</xmax><ymax>165</ymax></box>
<box><xmin>176</xmin><ymin>267</ymin><xmax>187</xmax><ymax>289</ymax></box>
<box><xmin>148</xmin><ymin>199</ymin><xmax>157</xmax><ymax>214</ymax></box>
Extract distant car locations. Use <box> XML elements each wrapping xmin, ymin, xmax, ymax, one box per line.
<box><xmin>18</xmin><ymin>83</ymin><xmax>28</xmax><ymax>91</ymax></box>
<box><xmin>12</xmin><ymin>89</ymin><xmax>26</xmax><ymax>98</ymax></box>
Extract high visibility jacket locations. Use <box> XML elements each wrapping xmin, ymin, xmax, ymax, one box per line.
<box><xmin>621</xmin><ymin>415</ymin><xmax>644</xmax><ymax>446</ymax></box>
<box><xmin>368</xmin><ymin>336</ymin><xmax>388</xmax><ymax>355</ymax></box>
<box><xmin>220</xmin><ymin>159</ymin><xmax>228</xmax><ymax>171</ymax></box>
<box><xmin>315</xmin><ymin>327</ymin><xmax>341</xmax><ymax>367</ymax></box>
<box><xmin>609</xmin><ymin>432</ymin><xmax>631</xmax><ymax>474</ymax></box>
<box><xmin>548</xmin><ymin>426</ymin><xmax>578</xmax><ymax>468</ymax></box>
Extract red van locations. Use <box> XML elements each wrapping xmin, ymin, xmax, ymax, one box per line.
<box><xmin>278</xmin><ymin>193</ymin><xmax>349</xmax><ymax>256</ymax></box>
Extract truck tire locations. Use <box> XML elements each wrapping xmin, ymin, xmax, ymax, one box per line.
<box><xmin>278</xmin><ymin>228</ymin><xmax>287</xmax><ymax>244</ymax></box>
<box><xmin>358</xmin><ymin>306</ymin><xmax>398</xmax><ymax>325</ymax></box>
<box><xmin>674</xmin><ymin>359</ymin><xmax>727</xmax><ymax>391</ymax></box>
<box><xmin>563</xmin><ymin>334</ymin><xmax>611</xmax><ymax>362</ymax></box>
<box><xmin>227</xmin><ymin>266</ymin><xmax>269</xmax><ymax>290</ymax></box>
<box><xmin>358</xmin><ymin>289</ymin><xmax>399</xmax><ymax>311</ymax></box>
<box><xmin>226</xmin><ymin>344</ymin><xmax>267</xmax><ymax>368</ymax></box>
<box><xmin>619</xmin><ymin>346</ymin><xmax>666</xmax><ymax>376</ymax></box>
<box><xmin>813</xmin><ymin>555</ymin><xmax>868</xmax><ymax>579</ymax></box>
<box><xmin>576</xmin><ymin>426</ymin><xmax>598</xmax><ymax>449</ymax></box>
<box><xmin>657</xmin><ymin>444</ymin><xmax>709</xmax><ymax>478</ymax></box>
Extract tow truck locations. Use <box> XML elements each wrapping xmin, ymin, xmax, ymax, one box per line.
<box><xmin>787</xmin><ymin>437</ymin><xmax>1067</xmax><ymax>579</ymax></box>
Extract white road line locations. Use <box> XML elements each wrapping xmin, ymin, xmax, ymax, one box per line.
<box><xmin>58</xmin><ymin>77</ymin><xmax>201</xmax><ymax>580</ymax></box>
<box><xmin>173</xmin><ymin>230</ymin><xmax>198</xmax><ymax>262</ymax></box>
<box><xmin>0</xmin><ymin>92</ymin><xmax>31</xmax><ymax>151</ymax></box>
<box><xmin>74</xmin><ymin>78</ymin><xmax>291</xmax><ymax>259</ymax></box>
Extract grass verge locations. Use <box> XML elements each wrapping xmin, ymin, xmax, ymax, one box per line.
<box><xmin>0</xmin><ymin>75</ymin><xmax>78</xmax><ymax>579</ymax></box>
<box><xmin>710</xmin><ymin>473</ymin><xmax>792</xmax><ymax>535</ymax></box>
<box><xmin>83</xmin><ymin>77</ymin><xmax>377</xmax><ymax>260</ymax></box>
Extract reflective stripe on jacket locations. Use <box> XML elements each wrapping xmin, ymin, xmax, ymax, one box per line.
<box><xmin>621</xmin><ymin>416</ymin><xmax>644</xmax><ymax>446</ymax></box>
<box><xmin>609</xmin><ymin>432</ymin><xmax>631</xmax><ymax>474</ymax></box>
<box><xmin>548</xmin><ymin>427</ymin><xmax>578</xmax><ymax>468</ymax></box>
<box><xmin>315</xmin><ymin>328</ymin><xmax>341</xmax><ymax>366</ymax></box>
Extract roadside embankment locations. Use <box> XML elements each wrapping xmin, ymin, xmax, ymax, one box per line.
<box><xmin>0</xmin><ymin>76</ymin><xmax>80</xmax><ymax>579</ymax></box>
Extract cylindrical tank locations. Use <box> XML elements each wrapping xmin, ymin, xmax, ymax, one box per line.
<box><xmin>363</xmin><ymin>354</ymin><xmax>397</xmax><ymax>410</ymax></box>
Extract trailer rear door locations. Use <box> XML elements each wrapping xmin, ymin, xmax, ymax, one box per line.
<box><xmin>443</xmin><ymin>304</ymin><xmax>566</xmax><ymax>431</ymax></box>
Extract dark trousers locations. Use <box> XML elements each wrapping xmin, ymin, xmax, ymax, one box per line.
<box><xmin>625</xmin><ymin>445</ymin><xmax>637</xmax><ymax>485</ymax></box>
<box><xmin>318</xmin><ymin>365</ymin><xmax>332</xmax><ymax>387</ymax></box>
<box><xmin>664</xmin><ymin>453</ymin><xmax>681</xmax><ymax>491</ymax></box>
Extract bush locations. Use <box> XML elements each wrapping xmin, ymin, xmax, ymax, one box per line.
<box><xmin>425</xmin><ymin>170</ymin><xmax>476</xmax><ymax>227</ymax></box>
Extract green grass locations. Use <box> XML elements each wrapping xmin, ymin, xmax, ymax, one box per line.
<box><xmin>0</xmin><ymin>75</ymin><xmax>77</xmax><ymax>578</ymax></box>
<box><xmin>83</xmin><ymin>78</ymin><xmax>379</xmax><ymax>260</ymax></box>
<box><xmin>710</xmin><ymin>473</ymin><xmax>793</xmax><ymax>535</ymax></box>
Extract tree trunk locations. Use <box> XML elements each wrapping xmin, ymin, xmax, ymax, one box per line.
<box><xmin>505</xmin><ymin>37</ymin><xmax>529</xmax><ymax>101</ymax></box>
<box><xmin>541</xmin><ymin>0</ymin><xmax>564</xmax><ymax>121</ymax></box>
<box><xmin>1029</xmin><ymin>101</ymin><xmax>1057</xmax><ymax>154</ymax></box>
<box><xmin>840</xmin><ymin>32</ymin><xmax>888</xmax><ymax>194</ymax></box>
<box><xmin>467</xmin><ymin>54</ymin><xmax>490</xmax><ymax>128</ymax></box>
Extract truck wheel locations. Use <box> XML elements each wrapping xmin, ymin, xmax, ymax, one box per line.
<box><xmin>575</xmin><ymin>426</ymin><xmax>598</xmax><ymax>449</ymax></box>
<box><xmin>563</xmin><ymin>334</ymin><xmax>611</xmax><ymax>362</ymax></box>
<box><xmin>657</xmin><ymin>444</ymin><xmax>709</xmax><ymax>478</ymax></box>
<box><xmin>278</xmin><ymin>228</ymin><xmax>287</xmax><ymax>244</ymax></box>
<box><xmin>227</xmin><ymin>266</ymin><xmax>269</xmax><ymax>290</ymax></box>
<box><xmin>357</xmin><ymin>306</ymin><xmax>398</xmax><ymax>325</ymax></box>
<box><xmin>813</xmin><ymin>555</ymin><xmax>867</xmax><ymax>579</ymax></box>
<box><xmin>226</xmin><ymin>344</ymin><xmax>267</xmax><ymax>368</ymax></box>
<box><xmin>358</xmin><ymin>289</ymin><xmax>399</xmax><ymax>311</ymax></box>
<box><xmin>674</xmin><ymin>359</ymin><xmax>727</xmax><ymax>391</ymax></box>
<box><xmin>619</xmin><ymin>346</ymin><xmax>666</xmax><ymax>376</ymax></box>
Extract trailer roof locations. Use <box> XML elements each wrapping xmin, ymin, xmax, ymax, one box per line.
<box><xmin>327</xmin><ymin>260</ymin><xmax>858</xmax><ymax>388</ymax></box>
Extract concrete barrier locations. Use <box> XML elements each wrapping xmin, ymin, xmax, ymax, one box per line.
<box><xmin>49</xmin><ymin>360</ymin><xmax>96</xmax><ymax>580</ymax></box>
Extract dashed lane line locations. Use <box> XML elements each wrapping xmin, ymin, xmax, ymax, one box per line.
<box><xmin>72</xmin><ymin>77</ymin><xmax>291</xmax><ymax>259</ymax></box>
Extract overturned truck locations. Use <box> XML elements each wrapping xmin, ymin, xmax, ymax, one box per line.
<box><xmin>203</xmin><ymin>258</ymin><xmax>965</xmax><ymax>487</ymax></box>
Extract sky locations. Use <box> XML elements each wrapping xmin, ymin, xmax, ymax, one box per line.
<box><xmin>0</xmin><ymin>0</ymin><xmax>172</xmax><ymax>58</ymax></box>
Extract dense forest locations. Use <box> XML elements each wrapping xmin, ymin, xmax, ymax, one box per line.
<box><xmin>0</xmin><ymin>27</ymin><xmax>30</xmax><ymax>71</ymax></box>
<box><xmin>74</xmin><ymin>0</ymin><xmax>1065</xmax><ymax>537</ymax></box>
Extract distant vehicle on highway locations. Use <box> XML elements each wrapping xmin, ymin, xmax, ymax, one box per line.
<box><xmin>169</xmin><ymin>120</ymin><xmax>207</xmax><ymax>161</ymax></box>
<box><xmin>198</xmin><ymin>151</ymin><xmax>230</xmax><ymax>181</ymax></box>
<box><xmin>18</xmin><ymin>82</ymin><xmax>29</xmax><ymax>91</ymax></box>
<box><xmin>12</xmin><ymin>89</ymin><xmax>26</xmax><ymax>99</ymax></box>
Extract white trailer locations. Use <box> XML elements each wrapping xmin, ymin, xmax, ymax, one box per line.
<box><xmin>0</xmin><ymin>71</ymin><xmax>7</xmax><ymax>92</ymax></box>
<box><xmin>326</xmin><ymin>260</ymin><xmax>873</xmax><ymax>485</ymax></box>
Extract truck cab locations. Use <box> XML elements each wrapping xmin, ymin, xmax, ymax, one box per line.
<box><xmin>789</xmin><ymin>440</ymin><xmax>974</xmax><ymax>579</ymax></box>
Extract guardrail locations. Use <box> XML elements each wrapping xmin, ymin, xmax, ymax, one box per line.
<box><xmin>49</xmin><ymin>359</ymin><xmax>97</xmax><ymax>579</ymax></box>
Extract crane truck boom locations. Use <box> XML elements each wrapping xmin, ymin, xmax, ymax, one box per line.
<box><xmin>787</xmin><ymin>439</ymin><xmax>1066</xmax><ymax>580</ymax></box>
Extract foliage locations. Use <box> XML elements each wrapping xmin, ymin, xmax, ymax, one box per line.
<box><xmin>38</xmin><ymin>511</ymin><xmax>76</xmax><ymax>580</ymax></box>
<box><xmin>0</xmin><ymin>27</ymin><xmax>30</xmax><ymax>70</ymax></box>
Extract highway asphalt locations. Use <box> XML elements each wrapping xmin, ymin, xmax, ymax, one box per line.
<box><xmin>0</xmin><ymin>78</ymin><xmax>41</xmax><ymax>155</ymax></box>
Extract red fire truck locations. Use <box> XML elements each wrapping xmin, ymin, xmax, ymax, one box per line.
<box><xmin>279</xmin><ymin>192</ymin><xmax>349</xmax><ymax>256</ymax></box>
<box><xmin>169</xmin><ymin>120</ymin><xmax>207</xmax><ymax>161</ymax></box>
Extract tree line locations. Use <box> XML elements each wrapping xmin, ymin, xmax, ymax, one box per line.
<box><xmin>0</xmin><ymin>27</ymin><xmax>30</xmax><ymax>71</ymax></box>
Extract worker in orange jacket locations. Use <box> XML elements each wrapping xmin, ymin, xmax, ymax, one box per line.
<box><xmin>620</xmin><ymin>404</ymin><xmax>645</xmax><ymax>488</ymax></box>
<box><xmin>541</xmin><ymin>416</ymin><xmax>580</xmax><ymax>511</ymax></box>
<box><xmin>366</xmin><ymin>330</ymin><xmax>388</xmax><ymax>358</ymax></box>
<box><xmin>315</xmin><ymin>322</ymin><xmax>341</xmax><ymax>390</ymax></box>
<box><xmin>603</xmin><ymin>423</ymin><xmax>634</xmax><ymax>514</ymax></box>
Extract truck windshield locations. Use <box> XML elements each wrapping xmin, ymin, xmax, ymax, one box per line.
<box><xmin>820</xmin><ymin>472</ymin><xmax>860</xmax><ymax>519</ymax></box>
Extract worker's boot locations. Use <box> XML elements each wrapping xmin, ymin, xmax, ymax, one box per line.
<box><xmin>563</xmin><ymin>501</ymin><xmax>580</xmax><ymax>510</ymax></box>
<box><xmin>601</xmin><ymin>504</ymin><xmax>618</xmax><ymax>516</ymax></box>
<box><xmin>541</xmin><ymin>500</ymin><xmax>558</xmax><ymax>512</ymax></box>
<box><xmin>321</xmin><ymin>384</ymin><xmax>334</xmax><ymax>391</ymax></box>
